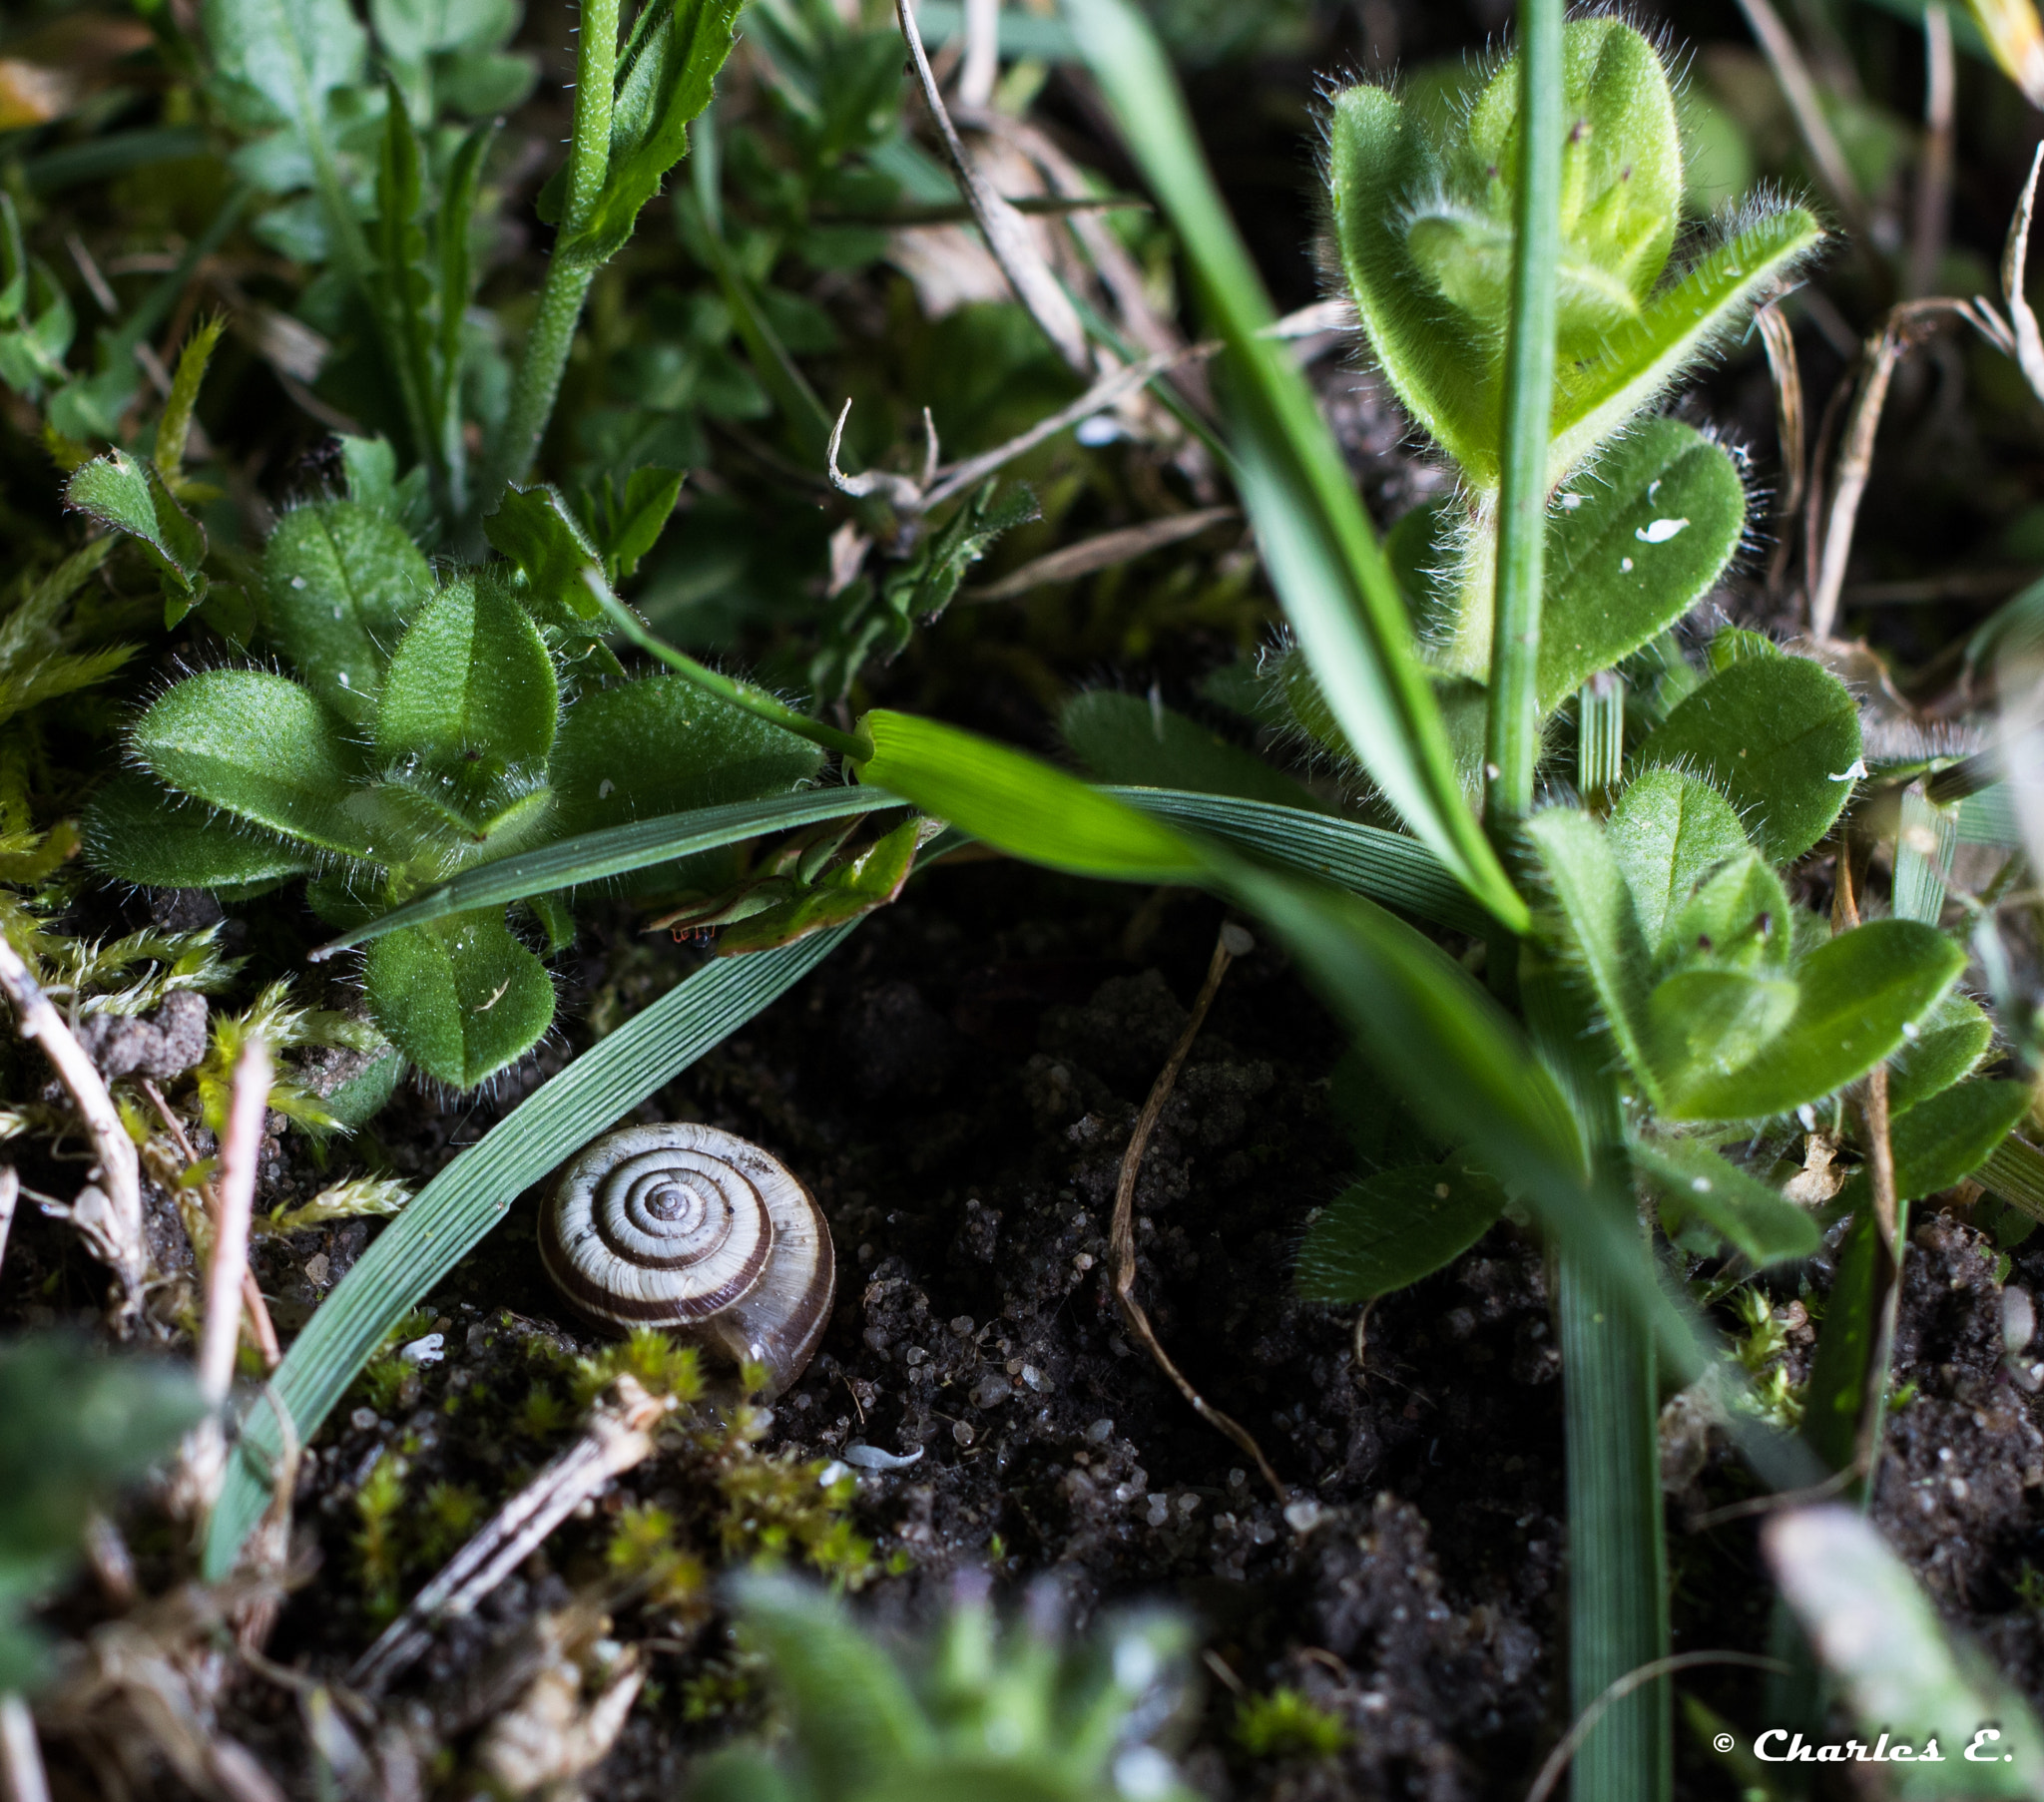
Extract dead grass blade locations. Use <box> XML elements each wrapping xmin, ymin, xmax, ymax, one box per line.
<box><xmin>968</xmin><ymin>507</ymin><xmax>1238</xmax><ymax>601</ymax></box>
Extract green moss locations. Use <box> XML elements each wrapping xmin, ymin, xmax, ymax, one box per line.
<box><xmin>352</xmin><ymin>1452</ymin><xmax>408</xmax><ymax>1623</ymax></box>
<box><xmin>606</xmin><ymin>1502</ymin><xmax>707</xmax><ymax>1612</ymax></box>
<box><xmin>570</xmin><ymin>1327</ymin><xmax>705</xmax><ymax>1409</ymax></box>
<box><xmin>517</xmin><ymin>1382</ymin><xmax>573</xmax><ymax>1439</ymax></box>
<box><xmin>715</xmin><ymin>1445</ymin><xmax>870</xmax><ymax>1585</ymax></box>
<box><xmin>1235</xmin><ymin>1687</ymin><xmax>1351</xmax><ymax>1759</ymax></box>
<box><xmin>416</xmin><ymin>1481</ymin><xmax>483</xmax><ymax>1566</ymax></box>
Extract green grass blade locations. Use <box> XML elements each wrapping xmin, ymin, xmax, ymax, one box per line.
<box><xmin>308</xmin><ymin>789</ymin><xmax>889</xmax><ymax>957</ymax></box>
<box><xmin>203</xmin><ymin>925</ymin><xmax>856</xmax><ymax>1577</ymax></box>
<box><xmin>1105</xmin><ymin>789</ymin><xmax>1497</xmax><ymax>934</ymax></box>
<box><xmin>1485</xmin><ymin>0</ymin><xmax>1563</xmax><ymax>838</ymax></box>
<box><xmin>1984</xmin><ymin>1132</ymin><xmax>2044</xmax><ymax>1221</ymax></box>
<box><xmin>1062</xmin><ymin>0</ymin><xmax>1528</xmax><ymax>934</ymax></box>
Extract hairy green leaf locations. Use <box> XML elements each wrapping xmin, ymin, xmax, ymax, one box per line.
<box><xmin>203</xmin><ymin>0</ymin><xmax>366</xmax><ymax>134</ymax></box>
<box><xmin>66</xmin><ymin>450</ymin><xmax>208</xmax><ymax>600</ymax></box>
<box><xmin>1660</xmin><ymin>851</ymin><xmax>1792</xmax><ymax>977</ymax></box>
<box><xmin>1887</xmin><ymin>1079</ymin><xmax>2033</xmax><ymax>1202</ymax></box>
<box><xmin>1649</xmin><ymin>967</ymin><xmax>1798</xmax><ymax>1109</ymax></box>
<box><xmin>1539</xmin><ymin>420</ymin><xmax>1746</xmax><ymax>709</ymax></box>
<box><xmin>1632</xmin><ymin>1135</ymin><xmax>1819</xmax><ymax>1266</ymax></box>
<box><xmin>1061</xmin><ymin>690</ymin><xmax>1321</xmax><ymax>811</ymax></box>
<box><xmin>1663</xmin><ymin>920</ymin><xmax>1964</xmax><ymax>1122</ymax></box>
<box><xmin>1634</xmin><ymin>654</ymin><xmax>1862</xmax><ymax>862</ymax></box>
<box><xmin>361</xmin><ymin>911</ymin><xmax>554</xmax><ymax>1088</ymax></box>
<box><xmin>549</xmin><ymin>676</ymin><xmax>823</xmax><ymax>850</ymax></box>
<box><xmin>1524</xmin><ymin>808</ymin><xmax>1660</xmax><ymax>1105</ymax></box>
<box><xmin>128</xmin><ymin>670</ymin><xmax>375</xmax><ymax>857</ymax></box>
<box><xmin>484</xmin><ymin>484</ymin><xmax>609</xmax><ymax>622</ymax></box>
<box><xmin>1606</xmin><ymin>766</ymin><xmax>1752</xmax><ymax>955</ymax></box>
<box><xmin>84</xmin><ymin>771</ymin><xmax>323</xmax><ymax>891</ymax></box>
<box><xmin>1295</xmin><ymin>1158</ymin><xmax>1506</xmax><ymax>1302</ymax></box>
<box><xmin>568</xmin><ymin>0</ymin><xmax>746</xmax><ymax>264</ymax></box>
<box><xmin>264</xmin><ymin>501</ymin><xmax>436</xmax><ymax>725</ymax></box>
<box><xmin>1888</xmin><ymin>990</ymin><xmax>1993</xmax><ymax>1115</ymax></box>
<box><xmin>375</xmin><ymin>576</ymin><xmax>559</xmax><ymax>775</ymax></box>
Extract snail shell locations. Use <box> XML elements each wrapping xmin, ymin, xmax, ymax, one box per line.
<box><xmin>538</xmin><ymin>1124</ymin><xmax>834</xmax><ymax>1397</ymax></box>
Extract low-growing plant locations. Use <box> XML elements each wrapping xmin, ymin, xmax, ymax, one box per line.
<box><xmin>695</xmin><ymin>1572</ymin><xmax>1200</xmax><ymax>1802</ymax></box>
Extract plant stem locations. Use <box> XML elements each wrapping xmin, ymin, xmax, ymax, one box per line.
<box><xmin>1484</xmin><ymin>0</ymin><xmax>1565</xmax><ymax>841</ymax></box>
<box><xmin>473</xmin><ymin>0</ymin><xmax>619</xmax><ymax>519</ymax></box>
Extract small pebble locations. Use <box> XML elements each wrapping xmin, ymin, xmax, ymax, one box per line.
<box><xmin>1283</xmin><ymin>1500</ymin><xmax>1324</xmax><ymax>1534</ymax></box>
<box><xmin>950</xmin><ymin>1315</ymin><xmax>975</xmax><ymax>1336</ymax></box>
<box><xmin>1146</xmin><ymin>1496</ymin><xmax>1170</xmax><ymax>1527</ymax></box>
<box><xmin>1073</xmin><ymin>1253</ymin><xmax>1095</xmax><ymax>1272</ymax></box>
<box><xmin>970</xmin><ymin>1375</ymin><xmax>1012</xmax><ymax>1409</ymax></box>
<box><xmin>1227</xmin><ymin>1468</ymin><xmax>1248</xmax><ymax>1490</ymax></box>
<box><xmin>817</xmin><ymin>1461</ymin><xmax>848</xmax><ymax>1486</ymax></box>
<box><xmin>2006</xmin><ymin>1286</ymin><xmax>2036</xmax><ymax>1357</ymax></box>
<box><xmin>1020</xmin><ymin>1365</ymin><xmax>1045</xmax><ymax>1391</ymax></box>
<box><xmin>1086</xmin><ymin>1417</ymin><xmax>1114</xmax><ymax>1443</ymax></box>
<box><xmin>1177</xmin><ymin>1492</ymin><xmax>1201</xmax><ymax>1516</ymax></box>
<box><xmin>302</xmin><ymin>1253</ymin><xmax>329</xmax><ymax>1286</ymax></box>
<box><xmin>952</xmin><ymin>1421</ymin><xmax>975</xmax><ymax>1447</ymax></box>
<box><xmin>399</xmin><ymin>1332</ymin><xmax>444</xmax><ymax>1366</ymax></box>
<box><xmin>349</xmin><ymin>1407</ymin><xmax>378</xmax><ymax>1432</ymax></box>
<box><xmin>903</xmin><ymin>1347</ymin><xmax>926</xmax><ymax>1366</ymax></box>
<box><xmin>1220</xmin><ymin>922</ymin><xmax>1256</xmax><ymax>957</ymax></box>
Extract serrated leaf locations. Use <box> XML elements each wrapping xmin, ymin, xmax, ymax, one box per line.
<box><xmin>567</xmin><ymin>0</ymin><xmax>746</xmax><ymax>264</ymax></box>
<box><xmin>1634</xmin><ymin>654</ymin><xmax>1862</xmax><ymax>862</ymax></box>
<box><xmin>1295</xmin><ymin>1159</ymin><xmax>1506</xmax><ymax>1302</ymax></box>
<box><xmin>84</xmin><ymin>770</ymin><xmax>323</xmax><ymax>890</ymax></box>
<box><xmin>128</xmin><ymin>670</ymin><xmax>375</xmax><ymax>857</ymax></box>
<box><xmin>362</xmin><ymin>911</ymin><xmax>554</xmax><ymax>1087</ymax></box>
<box><xmin>1633</xmin><ymin>1135</ymin><xmax>1818</xmax><ymax>1266</ymax></box>
<box><xmin>1060</xmin><ymin>690</ymin><xmax>1322</xmax><ymax>811</ymax></box>
<box><xmin>375</xmin><ymin>576</ymin><xmax>558</xmax><ymax>775</ymax></box>
<box><xmin>66</xmin><ymin>450</ymin><xmax>207</xmax><ymax>595</ymax></box>
<box><xmin>1889</xmin><ymin>990</ymin><xmax>1993</xmax><ymax>1115</ymax></box>
<box><xmin>1663</xmin><ymin>920</ymin><xmax>1964</xmax><ymax>1122</ymax></box>
<box><xmin>1539</xmin><ymin>420</ymin><xmax>1746</xmax><ymax>709</ymax></box>
<box><xmin>264</xmin><ymin>501</ymin><xmax>436</xmax><ymax>724</ymax></box>
<box><xmin>1607</xmin><ymin>765</ymin><xmax>1753</xmax><ymax>956</ymax></box>
<box><xmin>1524</xmin><ymin>807</ymin><xmax>1660</xmax><ymax>1105</ymax></box>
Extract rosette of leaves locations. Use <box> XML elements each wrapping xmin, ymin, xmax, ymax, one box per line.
<box><xmin>83</xmin><ymin>475</ymin><xmax>820</xmax><ymax>1090</ymax></box>
<box><xmin>1319</xmin><ymin>17</ymin><xmax>1822</xmax><ymax>681</ymax></box>
<box><xmin>1300</xmin><ymin>632</ymin><xmax>2024</xmax><ymax>1300</ymax></box>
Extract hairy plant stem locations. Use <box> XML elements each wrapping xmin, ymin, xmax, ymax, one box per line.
<box><xmin>471</xmin><ymin>0</ymin><xmax>620</xmax><ymax>525</ymax></box>
<box><xmin>1484</xmin><ymin>0</ymin><xmax>1564</xmax><ymax>841</ymax></box>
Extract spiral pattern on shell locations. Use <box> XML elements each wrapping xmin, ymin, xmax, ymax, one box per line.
<box><xmin>538</xmin><ymin>1123</ymin><xmax>834</xmax><ymax>1396</ymax></box>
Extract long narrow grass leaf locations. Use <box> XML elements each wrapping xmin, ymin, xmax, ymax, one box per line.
<box><xmin>309</xmin><ymin>789</ymin><xmax>888</xmax><ymax>957</ymax></box>
<box><xmin>204</xmin><ymin>926</ymin><xmax>856</xmax><ymax>1577</ymax></box>
<box><xmin>1062</xmin><ymin>0</ymin><xmax>1528</xmax><ymax>933</ymax></box>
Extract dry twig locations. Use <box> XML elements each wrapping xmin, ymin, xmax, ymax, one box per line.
<box><xmin>1733</xmin><ymin>0</ymin><xmax>1866</xmax><ymax>233</ymax></box>
<box><xmin>0</xmin><ymin>1694</ymin><xmax>51</xmax><ymax>1802</ymax></box>
<box><xmin>1110</xmin><ymin>921</ymin><xmax>1287</xmax><ymax>1503</ymax></box>
<box><xmin>895</xmin><ymin>0</ymin><xmax>1091</xmax><ymax>374</ymax></box>
<box><xmin>142</xmin><ymin>1080</ymin><xmax>281</xmax><ymax>1372</ymax></box>
<box><xmin>0</xmin><ymin>936</ymin><xmax>146</xmax><ymax>1330</ymax></box>
<box><xmin>968</xmin><ymin>507</ymin><xmax>1239</xmax><ymax>602</ymax></box>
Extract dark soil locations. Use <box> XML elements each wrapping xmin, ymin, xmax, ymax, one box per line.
<box><xmin>12</xmin><ymin>857</ymin><xmax>2043</xmax><ymax>1800</ymax></box>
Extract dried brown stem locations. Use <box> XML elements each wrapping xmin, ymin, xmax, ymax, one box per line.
<box><xmin>1908</xmin><ymin>4</ymin><xmax>1956</xmax><ymax>300</ymax></box>
<box><xmin>1110</xmin><ymin>922</ymin><xmax>1286</xmax><ymax>1503</ymax></box>
<box><xmin>142</xmin><ymin>1080</ymin><xmax>281</xmax><ymax>1372</ymax></box>
<box><xmin>0</xmin><ymin>1167</ymin><xmax>17</xmax><ymax>1285</ymax></box>
<box><xmin>0</xmin><ymin>936</ymin><xmax>145</xmax><ymax>1330</ymax></box>
<box><xmin>347</xmin><ymin>1376</ymin><xmax>676</xmax><ymax>1694</ymax></box>
<box><xmin>200</xmin><ymin>1040</ymin><xmax>272</xmax><ymax>1408</ymax></box>
<box><xmin>1733</xmin><ymin>0</ymin><xmax>1867</xmax><ymax>233</ymax></box>
<box><xmin>896</xmin><ymin>0</ymin><xmax>1091</xmax><ymax>374</ymax></box>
